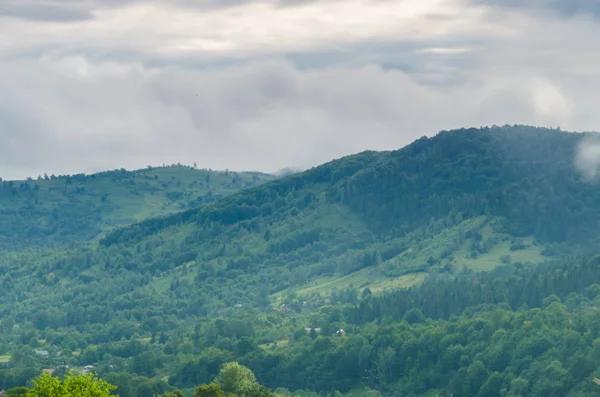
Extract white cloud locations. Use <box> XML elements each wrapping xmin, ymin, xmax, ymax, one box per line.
<box><xmin>417</xmin><ymin>47</ymin><xmax>472</xmax><ymax>55</ymax></box>
<box><xmin>0</xmin><ymin>0</ymin><xmax>510</xmax><ymax>59</ymax></box>
<box><xmin>575</xmin><ymin>135</ymin><xmax>600</xmax><ymax>180</ymax></box>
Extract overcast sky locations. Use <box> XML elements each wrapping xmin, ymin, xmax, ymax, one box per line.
<box><xmin>1</xmin><ymin>0</ymin><xmax>600</xmax><ymax>179</ymax></box>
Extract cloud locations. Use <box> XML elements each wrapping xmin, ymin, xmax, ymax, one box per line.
<box><xmin>0</xmin><ymin>1</ymin><xmax>93</xmax><ymax>22</ymax></box>
<box><xmin>575</xmin><ymin>135</ymin><xmax>600</xmax><ymax>179</ymax></box>
<box><xmin>0</xmin><ymin>0</ymin><xmax>264</xmax><ymax>23</ymax></box>
<box><xmin>1</xmin><ymin>54</ymin><xmax>596</xmax><ymax>180</ymax></box>
<box><xmin>1</xmin><ymin>0</ymin><xmax>600</xmax><ymax>180</ymax></box>
<box><xmin>0</xmin><ymin>0</ymin><xmax>505</xmax><ymax>61</ymax></box>
<box><xmin>475</xmin><ymin>0</ymin><xmax>600</xmax><ymax>19</ymax></box>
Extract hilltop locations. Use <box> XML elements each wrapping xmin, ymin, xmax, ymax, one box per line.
<box><xmin>0</xmin><ymin>165</ymin><xmax>274</xmax><ymax>249</ymax></box>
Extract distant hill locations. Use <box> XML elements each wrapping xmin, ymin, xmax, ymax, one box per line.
<box><xmin>0</xmin><ymin>165</ymin><xmax>274</xmax><ymax>249</ymax></box>
<box><xmin>4</xmin><ymin>125</ymin><xmax>600</xmax><ymax>326</ymax></box>
<box><xmin>273</xmin><ymin>167</ymin><xmax>304</xmax><ymax>177</ymax></box>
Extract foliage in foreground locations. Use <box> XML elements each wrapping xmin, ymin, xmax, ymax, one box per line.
<box><xmin>25</xmin><ymin>372</ymin><xmax>115</xmax><ymax>397</ymax></box>
<box><xmin>19</xmin><ymin>363</ymin><xmax>280</xmax><ymax>397</ymax></box>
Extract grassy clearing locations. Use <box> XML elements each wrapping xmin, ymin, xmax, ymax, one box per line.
<box><xmin>367</xmin><ymin>273</ymin><xmax>427</xmax><ymax>293</ymax></box>
<box><xmin>272</xmin><ymin>217</ymin><xmax>550</xmax><ymax>301</ymax></box>
<box><xmin>0</xmin><ymin>354</ymin><xmax>10</xmax><ymax>363</ymax></box>
<box><xmin>455</xmin><ymin>237</ymin><xmax>545</xmax><ymax>272</ymax></box>
<box><xmin>259</xmin><ymin>340</ymin><xmax>289</xmax><ymax>350</ymax></box>
<box><xmin>273</xmin><ymin>266</ymin><xmax>426</xmax><ymax>302</ymax></box>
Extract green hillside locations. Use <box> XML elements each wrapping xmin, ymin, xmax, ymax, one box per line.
<box><xmin>5</xmin><ymin>126</ymin><xmax>598</xmax><ymax>313</ymax></box>
<box><xmin>3</xmin><ymin>125</ymin><xmax>600</xmax><ymax>397</ymax></box>
<box><xmin>0</xmin><ymin>165</ymin><xmax>273</xmax><ymax>249</ymax></box>
<box><xmin>89</xmin><ymin>125</ymin><xmax>595</xmax><ymax>307</ymax></box>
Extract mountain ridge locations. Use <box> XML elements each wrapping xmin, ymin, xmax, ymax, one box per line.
<box><xmin>101</xmin><ymin>125</ymin><xmax>597</xmax><ymax>250</ymax></box>
<box><xmin>0</xmin><ymin>165</ymin><xmax>274</xmax><ymax>249</ymax></box>
<box><xmin>3</xmin><ymin>125</ymin><xmax>596</xmax><ymax>323</ymax></box>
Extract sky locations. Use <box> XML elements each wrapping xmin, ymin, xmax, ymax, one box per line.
<box><xmin>1</xmin><ymin>0</ymin><xmax>600</xmax><ymax>179</ymax></box>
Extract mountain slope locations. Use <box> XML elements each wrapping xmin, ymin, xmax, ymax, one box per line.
<box><xmin>104</xmin><ymin>125</ymin><xmax>597</xmax><ymax>248</ymax></box>
<box><xmin>3</xmin><ymin>125</ymin><xmax>599</xmax><ymax>328</ymax></box>
<box><xmin>0</xmin><ymin>165</ymin><xmax>273</xmax><ymax>249</ymax></box>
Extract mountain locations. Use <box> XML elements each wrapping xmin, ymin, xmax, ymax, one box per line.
<box><xmin>3</xmin><ymin>125</ymin><xmax>600</xmax><ymax>397</ymax></box>
<box><xmin>91</xmin><ymin>125</ymin><xmax>597</xmax><ymax>303</ymax></box>
<box><xmin>0</xmin><ymin>165</ymin><xmax>274</xmax><ymax>249</ymax></box>
<box><xmin>3</xmin><ymin>125</ymin><xmax>598</xmax><ymax>318</ymax></box>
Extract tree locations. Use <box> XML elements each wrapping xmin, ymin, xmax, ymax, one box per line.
<box><xmin>464</xmin><ymin>361</ymin><xmax>488</xmax><ymax>396</ymax></box>
<box><xmin>129</xmin><ymin>350</ymin><xmax>159</xmax><ymax>377</ymax></box>
<box><xmin>160</xmin><ymin>391</ymin><xmax>185</xmax><ymax>397</ymax></box>
<box><xmin>7</xmin><ymin>387</ymin><xmax>29</xmax><ymax>397</ymax></box>
<box><xmin>402</xmin><ymin>308</ymin><xmax>425</xmax><ymax>325</ymax></box>
<box><xmin>159</xmin><ymin>332</ymin><xmax>168</xmax><ymax>344</ymax></box>
<box><xmin>215</xmin><ymin>362</ymin><xmax>257</xmax><ymax>396</ymax></box>
<box><xmin>245</xmin><ymin>385</ymin><xmax>277</xmax><ymax>397</ymax></box>
<box><xmin>26</xmin><ymin>372</ymin><xmax>116</xmax><ymax>397</ymax></box>
<box><xmin>192</xmin><ymin>384</ymin><xmax>225</xmax><ymax>397</ymax></box>
<box><xmin>377</xmin><ymin>347</ymin><xmax>395</xmax><ymax>384</ymax></box>
<box><xmin>477</xmin><ymin>372</ymin><xmax>504</xmax><ymax>397</ymax></box>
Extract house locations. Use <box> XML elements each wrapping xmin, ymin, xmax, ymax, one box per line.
<box><xmin>42</xmin><ymin>369</ymin><xmax>55</xmax><ymax>375</ymax></box>
<box><xmin>336</xmin><ymin>329</ymin><xmax>346</xmax><ymax>336</ymax></box>
<box><xmin>82</xmin><ymin>365</ymin><xmax>95</xmax><ymax>375</ymax></box>
<box><xmin>34</xmin><ymin>350</ymin><xmax>49</xmax><ymax>358</ymax></box>
<box><xmin>304</xmin><ymin>328</ymin><xmax>321</xmax><ymax>335</ymax></box>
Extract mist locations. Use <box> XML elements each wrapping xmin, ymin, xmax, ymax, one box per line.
<box><xmin>575</xmin><ymin>134</ymin><xmax>600</xmax><ymax>180</ymax></box>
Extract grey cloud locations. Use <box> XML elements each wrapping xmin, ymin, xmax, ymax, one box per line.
<box><xmin>1</xmin><ymin>0</ymin><xmax>600</xmax><ymax>180</ymax></box>
<box><xmin>0</xmin><ymin>55</ymin><xmax>595</xmax><ymax>180</ymax></box>
<box><xmin>554</xmin><ymin>0</ymin><xmax>600</xmax><ymax>18</ymax></box>
<box><xmin>476</xmin><ymin>0</ymin><xmax>600</xmax><ymax>19</ymax></box>
<box><xmin>0</xmin><ymin>1</ymin><xmax>93</xmax><ymax>22</ymax></box>
<box><xmin>0</xmin><ymin>0</ymin><xmax>316</xmax><ymax>22</ymax></box>
<box><xmin>94</xmin><ymin>0</ymin><xmax>317</xmax><ymax>9</ymax></box>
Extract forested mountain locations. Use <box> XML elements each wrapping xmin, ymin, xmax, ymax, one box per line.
<box><xmin>3</xmin><ymin>125</ymin><xmax>600</xmax><ymax>397</ymax></box>
<box><xmin>0</xmin><ymin>165</ymin><xmax>273</xmax><ymax>249</ymax></box>
<box><xmin>87</xmin><ymin>125</ymin><xmax>597</xmax><ymax>307</ymax></box>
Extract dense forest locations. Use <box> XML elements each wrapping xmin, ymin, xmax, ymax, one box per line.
<box><xmin>0</xmin><ymin>164</ymin><xmax>273</xmax><ymax>249</ymax></box>
<box><xmin>2</xmin><ymin>125</ymin><xmax>600</xmax><ymax>396</ymax></box>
